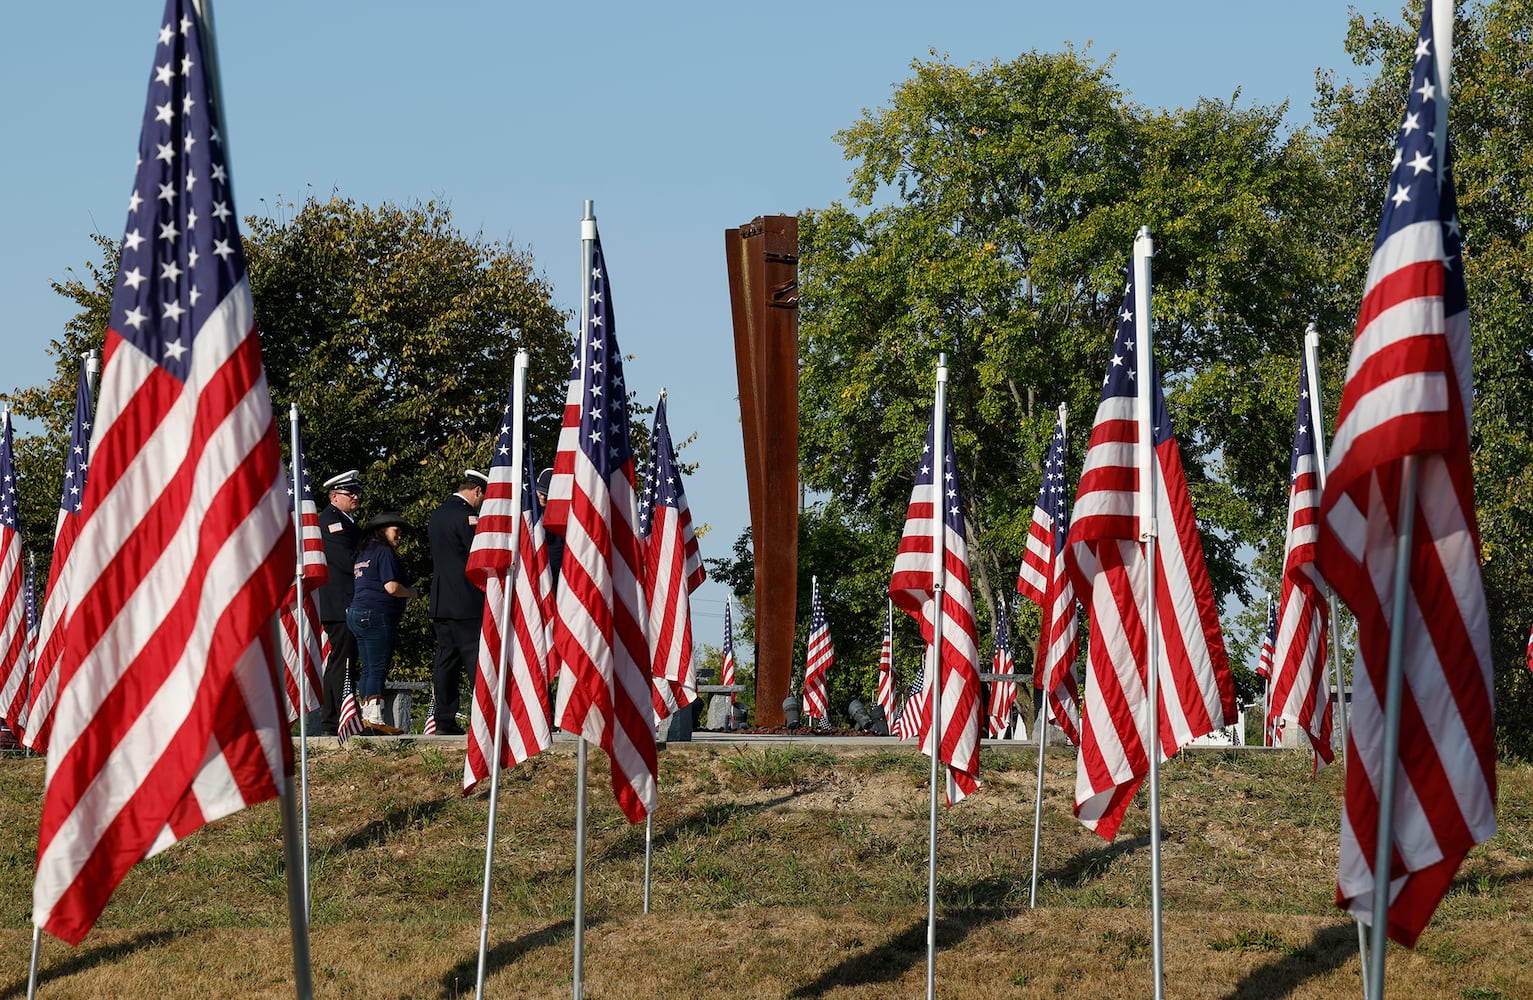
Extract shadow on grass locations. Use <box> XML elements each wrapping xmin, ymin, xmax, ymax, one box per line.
<box><xmin>437</xmin><ymin>917</ymin><xmax>602</xmax><ymax>998</ymax></box>
<box><xmin>334</xmin><ymin>795</ymin><xmax>452</xmax><ymax>852</ymax></box>
<box><xmin>601</xmin><ymin>793</ymin><xmax>799</xmax><ymax>862</ymax></box>
<box><xmin>787</xmin><ymin>912</ymin><xmax>997</xmax><ymax>998</ymax></box>
<box><xmin>1220</xmin><ymin>922</ymin><xmax>1361</xmax><ymax>1000</ymax></box>
<box><xmin>0</xmin><ymin>930</ymin><xmax>179</xmax><ymax>999</ymax></box>
<box><xmin>1042</xmin><ymin>832</ymin><xmax>1154</xmax><ymax>889</ymax></box>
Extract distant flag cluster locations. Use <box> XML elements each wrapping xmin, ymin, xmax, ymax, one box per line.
<box><xmin>889</xmin><ymin>411</ymin><xmax>982</xmax><ymax>805</ymax></box>
<box><xmin>1064</xmin><ymin>266</ymin><xmax>1236</xmax><ymax>841</ymax></box>
<box><xmin>802</xmin><ymin>577</ymin><xmax>833</xmax><ymax>723</ymax></box>
<box><xmin>1267</xmin><ymin>350</ymin><xmax>1334</xmax><ymax>767</ymax></box>
<box><xmin>19</xmin><ymin>358</ymin><xmax>97</xmax><ymax>754</ymax></box>
<box><xmin>639</xmin><ymin>393</ymin><xmax>705</xmax><ymax>721</ymax></box>
<box><xmin>987</xmin><ymin>605</ymin><xmax>1017</xmax><ymax>738</ymax></box>
<box><xmin>1016</xmin><ymin>405</ymin><xmax>1081</xmax><ymax>746</ymax></box>
<box><xmin>1314</xmin><ymin>1</ymin><xmax>1495</xmax><ymax>947</ymax></box>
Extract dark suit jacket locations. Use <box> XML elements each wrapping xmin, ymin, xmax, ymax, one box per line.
<box><xmin>429</xmin><ymin>493</ymin><xmax>484</xmax><ymax>619</ymax></box>
<box><xmin>316</xmin><ymin>504</ymin><xmax>362</xmax><ymax>623</ymax></box>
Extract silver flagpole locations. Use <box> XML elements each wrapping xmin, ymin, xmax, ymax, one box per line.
<box><xmin>1304</xmin><ymin>326</ymin><xmax>1369</xmax><ymax>999</ymax></box>
<box><xmin>1132</xmin><ymin>227</ymin><xmax>1166</xmax><ymax>1000</ymax></box>
<box><xmin>1028</xmin><ymin>401</ymin><xmax>1067</xmax><ymax>909</ymax></box>
<box><xmin>474</xmin><ymin>350</ymin><xmax>530</xmax><ymax>1000</ymax></box>
<box><xmin>287</xmin><ymin>404</ymin><xmax>313</xmax><ymax>921</ymax></box>
<box><xmin>571</xmin><ymin>201</ymin><xmax>598</xmax><ymax>1000</ymax></box>
<box><xmin>924</xmin><ymin>354</ymin><xmax>950</xmax><ymax>1000</ymax></box>
<box><xmin>643</xmin><ymin>815</ymin><xmax>653</xmax><ymax>914</ymax></box>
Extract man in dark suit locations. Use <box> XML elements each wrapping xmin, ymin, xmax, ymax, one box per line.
<box><xmin>427</xmin><ymin>469</ymin><xmax>488</xmax><ymax>735</ymax></box>
<box><xmin>316</xmin><ymin>470</ymin><xmax>364</xmax><ymax>736</ymax></box>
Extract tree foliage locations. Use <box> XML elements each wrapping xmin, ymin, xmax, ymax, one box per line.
<box><xmin>7</xmin><ymin>195</ymin><xmax>574</xmax><ymax>679</ymax></box>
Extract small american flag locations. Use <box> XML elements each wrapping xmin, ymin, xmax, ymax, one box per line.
<box><xmin>1016</xmin><ymin>406</ymin><xmax>1081</xmax><ymax>745</ymax></box>
<box><xmin>423</xmin><ymin>697</ymin><xmax>438</xmax><ymax>736</ymax></box>
<box><xmin>802</xmin><ymin>576</ymin><xmax>834</xmax><ymax>723</ymax></box>
<box><xmin>1526</xmin><ymin>625</ymin><xmax>1532</xmax><ymax>675</ymax></box>
<box><xmin>639</xmin><ymin>393</ymin><xmax>705</xmax><ymax>721</ymax></box>
<box><xmin>1314</xmin><ymin>1</ymin><xmax>1495</xmax><ymax>947</ymax></box>
<box><xmin>278</xmin><ymin>423</ymin><xmax>327</xmax><ymax>725</ymax></box>
<box><xmin>875</xmin><ymin>601</ymin><xmax>896</xmax><ymax>729</ymax></box>
<box><xmin>987</xmin><ymin>605</ymin><xmax>1017</xmax><ymax>739</ymax></box>
<box><xmin>33</xmin><ymin>0</ymin><xmax>295</xmax><ymax>945</ymax></box>
<box><xmin>337</xmin><ymin>672</ymin><xmax>363</xmax><ymax>745</ymax></box>
<box><xmin>464</xmin><ymin>405</ymin><xmax>555</xmax><ymax>793</ymax></box>
<box><xmin>1064</xmin><ymin>263</ymin><xmax>1236</xmax><ymax>841</ymax></box>
<box><xmin>1258</xmin><ymin>596</ymin><xmax>1277</xmax><ymax>746</ymax></box>
<box><xmin>889</xmin><ymin>408</ymin><xmax>982</xmax><ymax>805</ymax></box>
<box><xmin>720</xmin><ymin>600</ymin><xmax>737</xmax><ymax>705</ymax></box>
<box><xmin>0</xmin><ymin>409</ymin><xmax>29</xmax><ymax>737</ymax></box>
<box><xmin>551</xmin><ymin>226</ymin><xmax>657</xmax><ymax>824</ymax></box>
<box><xmin>1267</xmin><ymin>350</ymin><xmax>1334</xmax><ymax>767</ymax></box>
<box><xmin>891</xmin><ymin>663</ymin><xmax>925</xmax><ymax>742</ymax></box>
<box><xmin>19</xmin><ymin>357</ymin><xmax>96</xmax><ymax>754</ymax></box>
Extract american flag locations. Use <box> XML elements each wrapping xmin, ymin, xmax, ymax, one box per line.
<box><xmin>25</xmin><ymin>555</ymin><xmax>40</xmax><ymax>667</ymax></box>
<box><xmin>889</xmin><ymin>410</ymin><xmax>982</xmax><ymax>805</ymax></box>
<box><xmin>541</xmin><ymin>361</ymin><xmax>581</xmax><ymax>537</ymax></box>
<box><xmin>720</xmin><ymin>599</ymin><xmax>737</xmax><ymax>705</ymax></box>
<box><xmin>1313</xmin><ymin>1</ymin><xmax>1494</xmax><ymax>948</ymax></box>
<box><xmin>987</xmin><ymin>605</ymin><xmax>1017</xmax><ymax>738</ymax></box>
<box><xmin>1258</xmin><ymin>596</ymin><xmax>1277</xmax><ymax>746</ymax></box>
<box><xmin>423</xmin><ymin>697</ymin><xmax>438</xmax><ymax>737</ymax></box>
<box><xmin>639</xmin><ymin>393</ymin><xmax>705</xmax><ymax>720</ymax></box>
<box><xmin>277</xmin><ymin>423</ymin><xmax>327</xmax><ymax>725</ymax></box>
<box><xmin>875</xmin><ymin>601</ymin><xmax>896</xmax><ymax>729</ymax></box>
<box><xmin>891</xmin><ymin>663</ymin><xmax>925</xmax><ymax>742</ymax></box>
<box><xmin>337</xmin><ymin>672</ymin><xmax>362</xmax><ymax>745</ymax></box>
<box><xmin>0</xmin><ymin>409</ymin><xmax>29</xmax><ymax>737</ymax></box>
<box><xmin>20</xmin><ymin>358</ymin><xmax>96</xmax><ymax>754</ymax></box>
<box><xmin>1063</xmin><ymin>265</ymin><xmax>1236</xmax><ymax>841</ymax></box>
<box><xmin>1267</xmin><ymin>352</ymin><xmax>1334</xmax><ymax>767</ymax></box>
<box><xmin>464</xmin><ymin>401</ymin><xmax>555</xmax><ymax>793</ymax></box>
<box><xmin>802</xmin><ymin>576</ymin><xmax>833</xmax><ymax>723</ymax></box>
<box><xmin>1526</xmin><ymin>625</ymin><xmax>1532</xmax><ymax>675</ymax></box>
<box><xmin>32</xmin><ymin>1</ymin><xmax>294</xmax><ymax>946</ymax></box>
<box><xmin>1016</xmin><ymin>406</ymin><xmax>1082</xmax><ymax>745</ymax></box>
<box><xmin>551</xmin><ymin>227</ymin><xmax>657</xmax><ymax>824</ymax></box>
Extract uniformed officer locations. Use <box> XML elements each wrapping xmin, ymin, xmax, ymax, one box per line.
<box><xmin>426</xmin><ymin>469</ymin><xmax>488</xmax><ymax>735</ymax></box>
<box><xmin>316</xmin><ymin>470</ymin><xmax>364</xmax><ymax>736</ymax></box>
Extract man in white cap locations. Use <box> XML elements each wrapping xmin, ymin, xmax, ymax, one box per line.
<box><xmin>426</xmin><ymin>469</ymin><xmax>488</xmax><ymax>735</ymax></box>
<box><xmin>316</xmin><ymin>470</ymin><xmax>364</xmax><ymax>736</ymax></box>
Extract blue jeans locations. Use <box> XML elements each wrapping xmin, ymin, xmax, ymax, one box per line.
<box><xmin>347</xmin><ymin>606</ymin><xmax>401</xmax><ymax>700</ymax></box>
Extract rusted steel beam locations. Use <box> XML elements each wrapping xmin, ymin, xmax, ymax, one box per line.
<box><xmin>724</xmin><ymin>215</ymin><xmax>799</xmax><ymax>728</ymax></box>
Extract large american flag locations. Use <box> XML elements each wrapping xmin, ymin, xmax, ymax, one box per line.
<box><xmin>1016</xmin><ymin>406</ymin><xmax>1082</xmax><ymax>745</ymax></box>
<box><xmin>32</xmin><ymin>0</ymin><xmax>294</xmax><ymax>946</ymax></box>
<box><xmin>20</xmin><ymin>359</ymin><xmax>97</xmax><ymax>754</ymax></box>
<box><xmin>802</xmin><ymin>576</ymin><xmax>833</xmax><ymax>723</ymax></box>
<box><xmin>277</xmin><ymin>424</ymin><xmax>327</xmax><ymax>725</ymax></box>
<box><xmin>1267</xmin><ymin>352</ymin><xmax>1333</xmax><ymax>766</ymax></box>
<box><xmin>875</xmin><ymin>601</ymin><xmax>896</xmax><ymax>729</ymax></box>
<box><xmin>0</xmin><ymin>409</ymin><xmax>29</xmax><ymax>737</ymax></box>
<box><xmin>1064</xmin><ymin>266</ymin><xmax>1236</xmax><ymax>841</ymax></box>
<box><xmin>1313</xmin><ymin>1</ymin><xmax>1494</xmax><ymax>948</ymax></box>
<box><xmin>551</xmin><ymin>227</ymin><xmax>657</xmax><ymax>824</ymax></box>
<box><xmin>987</xmin><ymin>605</ymin><xmax>1017</xmax><ymax>738</ymax></box>
<box><xmin>889</xmin><ymin>411</ymin><xmax>982</xmax><ymax>805</ymax></box>
<box><xmin>720</xmin><ymin>599</ymin><xmax>737</xmax><ymax>705</ymax></box>
<box><xmin>464</xmin><ymin>397</ymin><xmax>555</xmax><ymax>792</ymax></box>
<box><xmin>638</xmin><ymin>393</ymin><xmax>705</xmax><ymax>720</ymax></box>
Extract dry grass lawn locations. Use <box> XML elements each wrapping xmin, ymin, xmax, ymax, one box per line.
<box><xmin>1</xmin><ymin>740</ymin><xmax>1528</xmax><ymax>998</ymax></box>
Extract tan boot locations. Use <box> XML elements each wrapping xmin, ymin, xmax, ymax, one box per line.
<box><xmin>360</xmin><ymin>697</ymin><xmax>401</xmax><ymax>735</ymax></box>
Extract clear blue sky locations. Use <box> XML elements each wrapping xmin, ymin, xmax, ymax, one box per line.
<box><xmin>0</xmin><ymin>1</ymin><xmax>1378</xmax><ymax>650</ymax></box>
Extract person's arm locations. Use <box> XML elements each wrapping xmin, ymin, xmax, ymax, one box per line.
<box><xmin>381</xmin><ymin>548</ymin><xmax>419</xmax><ymax>600</ymax></box>
<box><xmin>384</xmin><ymin>579</ymin><xmax>419</xmax><ymax>600</ymax></box>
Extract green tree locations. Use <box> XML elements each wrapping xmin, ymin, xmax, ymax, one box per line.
<box><xmin>7</xmin><ymin>195</ymin><xmax>575</xmax><ymax>681</ymax></box>
<box><xmin>799</xmin><ymin>49</ymin><xmax>1335</xmax><ymax>699</ymax></box>
<box><xmin>1313</xmin><ymin>0</ymin><xmax>1533</xmax><ymax>759</ymax></box>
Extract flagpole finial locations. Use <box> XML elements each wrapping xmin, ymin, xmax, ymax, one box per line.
<box><xmin>582</xmin><ymin>201</ymin><xmax>596</xmax><ymax>241</ymax></box>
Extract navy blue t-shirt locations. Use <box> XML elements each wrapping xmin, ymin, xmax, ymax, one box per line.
<box><xmin>352</xmin><ymin>542</ymin><xmax>409</xmax><ymax>613</ymax></box>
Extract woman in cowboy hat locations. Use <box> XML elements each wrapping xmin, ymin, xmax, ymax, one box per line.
<box><xmin>346</xmin><ymin>512</ymin><xmax>420</xmax><ymax>734</ymax></box>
